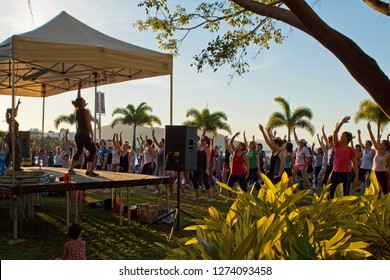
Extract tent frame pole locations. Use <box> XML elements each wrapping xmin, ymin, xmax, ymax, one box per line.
<box><xmin>10</xmin><ymin>59</ymin><xmax>18</xmax><ymax>241</ymax></box>
<box><xmin>41</xmin><ymin>94</ymin><xmax>45</xmax><ymax>152</ymax></box>
<box><xmin>170</xmin><ymin>73</ymin><xmax>173</xmax><ymax>125</ymax></box>
<box><xmin>94</xmin><ymin>73</ymin><xmax>97</xmax><ymax>143</ymax></box>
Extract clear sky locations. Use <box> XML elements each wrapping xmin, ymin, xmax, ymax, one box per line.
<box><xmin>0</xmin><ymin>0</ymin><xmax>389</xmax><ymax>146</ymax></box>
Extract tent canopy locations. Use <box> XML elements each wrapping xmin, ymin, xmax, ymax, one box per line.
<box><xmin>0</xmin><ymin>11</ymin><xmax>173</xmax><ymax>97</ymax></box>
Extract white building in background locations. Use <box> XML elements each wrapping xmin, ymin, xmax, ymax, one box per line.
<box><xmin>29</xmin><ymin>128</ymin><xmax>42</xmax><ymax>138</ymax></box>
<box><xmin>46</xmin><ymin>130</ymin><xmax>59</xmax><ymax>138</ymax></box>
<box><xmin>29</xmin><ymin>128</ymin><xmax>75</xmax><ymax>141</ymax></box>
<box><xmin>59</xmin><ymin>128</ymin><xmax>75</xmax><ymax>141</ymax></box>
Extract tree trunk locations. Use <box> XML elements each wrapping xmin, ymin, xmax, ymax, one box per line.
<box><xmin>363</xmin><ymin>0</ymin><xmax>390</xmax><ymax>16</ymax></box>
<box><xmin>287</xmin><ymin>126</ymin><xmax>291</xmax><ymax>142</ymax></box>
<box><xmin>232</xmin><ymin>0</ymin><xmax>390</xmax><ymax>118</ymax></box>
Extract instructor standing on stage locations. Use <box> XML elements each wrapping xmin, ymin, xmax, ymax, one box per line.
<box><xmin>68</xmin><ymin>81</ymin><xmax>98</xmax><ymax>177</ymax></box>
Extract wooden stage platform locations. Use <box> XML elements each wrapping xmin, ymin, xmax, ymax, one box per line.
<box><xmin>0</xmin><ymin>167</ymin><xmax>173</xmax><ymax>241</ymax></box>
<box><xmin>0</xmin><ymin>167</ymin><xmax>172</xmax><ymax>194</ymax></box>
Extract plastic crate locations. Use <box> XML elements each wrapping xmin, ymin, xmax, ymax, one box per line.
<box><xmin>136</xmin><ymin>202</ymin><xmax>160</xmax><ymax>224</ymax></box>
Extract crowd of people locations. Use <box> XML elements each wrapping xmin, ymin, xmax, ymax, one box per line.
<box><xmin>2</xmin><ymin>86</ymin><xmax>389</xmax><ymax>262</ymax></box>
<box><xmin>177</xmin><ymin>115</ymin><xmax>390</xmax><ymax>201</ymax></box>
<box><xmin>1</xmin><ymin>82</ymin><xmax>389</xmax><ymax>202</ymax></box>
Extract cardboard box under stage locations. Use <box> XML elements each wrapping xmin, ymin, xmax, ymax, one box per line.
<box><xmin>0</xmin><ymin>167</ymin><xmax>172</xmax><ymax>194</ymax></box>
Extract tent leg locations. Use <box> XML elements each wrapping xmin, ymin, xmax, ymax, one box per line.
<box><xmin>41</xmin><ymin>95</ymin><xmax>45</xmax><ymax>149</ymax></box>
<box><xmin>127</xmin><ymin>187</ymin><xmax>131</xmax><ymax>226</ymax></box>
<box><xmin>119</xmin><ymin>187</ymin><xmax>123</xmax><ymax>226</ymax></box>
<box><xmin>170</xmin><ymin>73</ymin><xmax>173</xmax><ymax>125</ymax></box>
<box><xmin>13</xmin><ymin>195</ymin><xmax>18</xmax><ymax>240</ymax></box>
<box><xmin>66</xmin><ymin>191</ymin><xmax>70</xmax><ymax>232</ymax></box>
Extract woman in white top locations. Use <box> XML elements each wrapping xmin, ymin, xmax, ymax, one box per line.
<box><xmin>139</xmin><ymin>137</ymin><xmax>156</xmax><ymax>175</ymax></box>
<box><xmin>110</xmin><ymin>133</ymin><xmax>121</xmax><ymax>172</ymax></box>
<box><xmin>53</xmin><ymin>146</ymin><xmax>63</xmax><ymax>167</ymax></box>
<box><xmin>367</xmin><ymin>123</ymin><xmax>390</xmax><ymax>195</ymax></box>
<box><xmin>293</xmin><ymin>128</ymin><xmax>312</xmax><ymax>190</ymax></box>
<box><xmin>357</xmin><ymin>129</ymin><xmax>376</xmax><ymax>189</ymax></box>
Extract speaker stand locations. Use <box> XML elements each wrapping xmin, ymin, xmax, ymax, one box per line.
<box><xmin>150</xmin><ymin>171</ymin><xmax>195</xmax><ymax>240</ymax></box>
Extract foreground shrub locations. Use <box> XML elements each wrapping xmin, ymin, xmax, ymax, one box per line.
<box><xmin>157</xmin><ymin>172</ymin><xmax>389</xmax><ymax>259</ymax></box>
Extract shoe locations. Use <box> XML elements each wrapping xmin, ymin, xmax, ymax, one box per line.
<box><xmin>191</xmin><ymin>196</ymin><xmax>200</xmax><ymax>201</ymax></box>
<box><xmin>15</xmin><ymin>167</ymin><xmax>24</xmax><ymax>171</ymax></box>
<box><xmin>85</xmin><ymin>170</ymin><xmax>99</xmax><ymax>177</ymax></box>
<box><xmin>207</xmin><ymin>197</ymin><xmax>215</xmax><ymax>202</ymax></box>
<box><xmin>308</xmin><ymin>189</ymin><xmax>314</xmax><ymax>195</ymax></box>
<box><xmin>68</xmin><ymin>169</ymin><xmax>76</xmax><ymax>175</ymax></box>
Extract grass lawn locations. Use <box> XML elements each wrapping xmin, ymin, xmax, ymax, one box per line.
<box><xmin>0</xmin><ymin>185</ymin><xmax>232</xmax><ymax>260</ymax></box>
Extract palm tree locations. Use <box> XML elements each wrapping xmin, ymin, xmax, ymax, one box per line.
<box><xmin>354</xmin><ymin>100</ymin><xmax>389</xmax><ymax>142</ymax></box>
<box><xmin>111</xmin><ymin>102</ymin><xmax>161</xmax><ymax>149</ymax></box>
<box><xmin>267</xmin><ymin>97</ymin><xmax>314</xmax><ymax>142</ymax></box>
<box><xmin>54</xmin><ymin>111</ymin><xmax>98</xmax><ymax>129</ymax></box>
<box><xmin>183</xmin><ymin>108</ymin><xmax>231</xmax><ymax>138</ymax></box>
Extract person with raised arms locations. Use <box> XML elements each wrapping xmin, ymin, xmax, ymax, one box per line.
<box><xmin>366</xmin><ymin>122</ymin><xmax>390</xmax><ymax>196</ymax></box>
<box><xmin>329</xmin><ymin>116</ymin><xmax>358</xmax><ymax>198</ymax></box>
<box><xmin>68</xmin><ymin>81</ymin><xmax>98</xmax><ymax>177</ymax></box>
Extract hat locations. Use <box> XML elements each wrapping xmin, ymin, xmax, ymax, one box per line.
<box><xmin>299</xmin><ymin>139</ymin><xmax>307</xmax><ymax>144</ymax></box>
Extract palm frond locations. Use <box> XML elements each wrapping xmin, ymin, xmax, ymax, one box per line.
<box><xmin>183</xmin><ymin>107</ymin><xmax>230</xmax><ymax>136</ymax></box>
<box><xmin>274</xmin><ymin>97</ymin><xmax>291</xmax><ymax>118</ymax></box>
<box><xmin>291</xmin><ymin>107</ymin><xmax>313</xmax><ymax>121</ymax></box>
<box><xmin>295</xmin><ymin>120</ymin><xmax>315</xmax><ymax>135</ymax></box>
<box><xmin>54</xmin><ymin>112</ymin><xmax>76</xmax><ymax>129</ymax></box>
<box><xmin>267</xmin><ymin>112</ymin><xmax>286</xmax><ymax>128</ymax></box>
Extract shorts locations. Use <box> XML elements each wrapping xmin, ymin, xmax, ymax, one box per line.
<box><xmin>154</xmin><ymin>166</ymin><xmax>164</xmax><ymax>176</ymax></box>
<box><xmin>165</xmin><ymin>170</ymin><xmax>177</xmax><ymax>177</ymax></box>
<box><xmin>284</xmin><ymin>168</ymin><xmax>293</xmax><ymax>177</ymax></box>
<box><xmin>223</xmin><ymin>162</ymin><xmax>230</xmax><ymax>169</ymax></box>
<box><xmin>358</xmin><ymin>168</ymin><xmax>371</xmax><ymax>181</ymax></box>
<box><xmin>294</xmin><ymin>163</ymin><xmax>306</xmax><ymax>172</ymax></box>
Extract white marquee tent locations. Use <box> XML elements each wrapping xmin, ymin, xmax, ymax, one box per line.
<box><xmin>0</xmin><ymin>11</ymin><xmax>173</xmax><ymax>239</ymax></box>
<box><xmin>0</xmin><ymin>11</ymin><xmax>173</xmax><ymax>97</ymax></box>
<box><xmin>0</xmin><ymin>10</ymin><xmax>174</xmax><ymax>147</ymax></box>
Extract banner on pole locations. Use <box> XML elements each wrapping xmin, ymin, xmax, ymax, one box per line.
<box><xmin>98</xmin><ymin>91</ymin><xmax>106</xmax><ymax>115</ymax></box>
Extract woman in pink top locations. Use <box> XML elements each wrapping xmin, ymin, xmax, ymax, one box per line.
<box><xmin>227</xmin><ymin>132</ymin><xmax>249</xmax><ymax>192</ymax></box>
<box><xmin>329</xmin><ymin>116</ymin><xmax>359</xmax><ymax>198</ymax></box>
<box><xmin>367</xmin><ymin>122</ymin><xmax>390</xmax><ymax>195</ymax></box>
<box><xmin>62</xmin><ymin>223</ymin><xmax>86</xmax><ymax>260</ymax></box>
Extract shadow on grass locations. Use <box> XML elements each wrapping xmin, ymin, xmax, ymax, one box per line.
<box><xmin>0</xmin><ymin>186</ymin><xmax>232</xmax><ymax>259</ymax></box>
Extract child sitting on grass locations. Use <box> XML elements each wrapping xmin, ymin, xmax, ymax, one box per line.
<box><xmin>62</xmin><ymin>223</ymin><xmax>86</xmax><ymax>260</ymax></box>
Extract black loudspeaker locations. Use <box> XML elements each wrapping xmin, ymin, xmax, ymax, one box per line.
<box><xmin>165</xmin><ymin>125</ymin><xmax>197</xmax><ymax>171</ymax></box>
<box><xmin>18</xmin><ymin>131</ymin><xmax>31</xmax><ymax>158</ymax></box>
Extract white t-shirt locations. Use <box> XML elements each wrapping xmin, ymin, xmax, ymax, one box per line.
<box><xmin>295</xmin><ymin>147</ymin><xmax>310</xmax><ymax>165</ymax></box>
<box><xmin>54</xmin><ymin>152</ymin><xmax>62</xmax><ymax>166</ymax></box>
<box><xmin>111</xmin><ymin>148</ymin><xmax>120</xmax><ymax>165</ymax></box>
<box><xmin>360</xmin><ymin>148</ymin><xmax>375</xmax><ymax>169</ymax></box>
